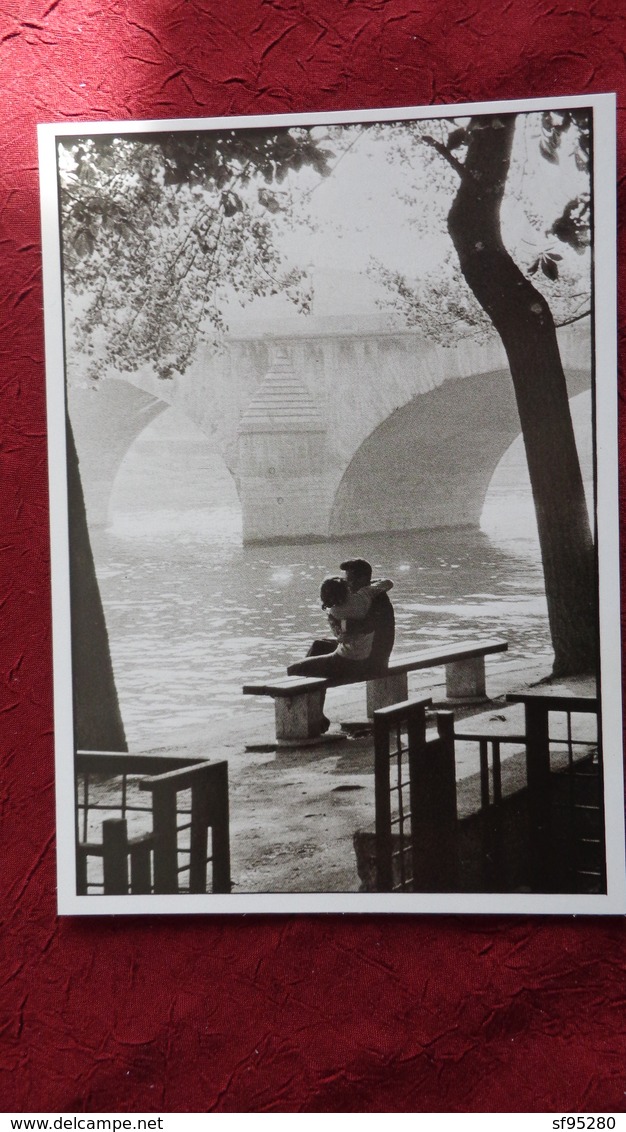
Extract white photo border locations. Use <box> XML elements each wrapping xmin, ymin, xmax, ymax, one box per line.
<box><xmin>38</xmin><ymin>92</ymin><xmax>625</xmax><ymax>916</ymax></box>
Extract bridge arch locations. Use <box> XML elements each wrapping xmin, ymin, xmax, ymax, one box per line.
<box><xmin>109</xmin><ymin>403</ymin><xmax>243</xmax><ymax>541</ymax></box>
<box><xmin>67</xmin><ymin>323</ymin><xmax>592</xmax><ymax>542</ymax></box>
<box><xmin>68</xmin><ymin>379</ymin><xmax>169</xmax><ymax>527</ymax></box>
<box><xmin>68</xmin><ymin>377</ymin><xmax>238</xmax><ymax>530</ymax></box>
<box><xmin>329</xmin><ymin>367</ymin><xmax>591</xmax><ymax>538</ymax></box>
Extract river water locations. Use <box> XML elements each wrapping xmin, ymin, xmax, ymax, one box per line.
<box><xmin>90</xmin><ymin>399</ymin><xmax>595</xmax><ymax>748</ymax></box>
<box><xmin>88</xmin><ymin>404</ymin><xmax>575</xmax><ymax>747</ymax></box>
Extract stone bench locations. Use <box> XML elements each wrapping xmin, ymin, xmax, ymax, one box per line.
<box><xmin>243</xmin><ymin>638</ymin><xmax>508</xmax><ymax>746</ymax></box>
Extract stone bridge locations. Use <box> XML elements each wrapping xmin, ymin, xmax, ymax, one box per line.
<box><xmin>68</xmin><ymin>317</ymin><xmax>591</xmax><ymax>543</ymax></box>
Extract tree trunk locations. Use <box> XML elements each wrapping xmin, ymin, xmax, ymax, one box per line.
<box><xmin>67</xmin><ymin>414</ymin><xmax>128</xmax><ymax>750</ymax></box>
<box><xmin>447</xmin><ymin>115</ymin><xmax>596</xmax><ymax>676</ymax></box>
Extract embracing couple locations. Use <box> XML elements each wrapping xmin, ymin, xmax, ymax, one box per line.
<box><xmin>287</xmin><ymin>557</ymin><xmax>395</xmax><ymax>732</ymax></box>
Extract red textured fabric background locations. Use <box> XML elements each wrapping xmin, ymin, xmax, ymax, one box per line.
<box><xmin>1</xmin><ymin>0</ymin><xmax>625</xmax><ymax>1114</ymax></box>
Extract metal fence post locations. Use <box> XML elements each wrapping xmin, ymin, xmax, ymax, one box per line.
<box><xmin>209</xmin><ymin>763</ymin><xmax>231</xmax><ymax>894</ymax></box>
<box><xmin>102</xmin><ymin>818</ymin><xmax>129</xmax><ymax>895</ymax></box>
<box><xmin>408</xmin><ymin>709</ymin><xmax>458</xmax><ymax>891</ymax></box>
<box><xmin>373</xmin><ymin>711</ymin><xmax>393</xmax><ymax>892</ymax></box>
<box><xmin>189</xmin><ymin>780</ymin><xmax>209</xmax><ymax>894</ymax></box>
<box><xmin>151</xmin><ymin>783</ymin><xmax>179</xmax><ymax>894</ymax></box>
<box><xmin>129</xmin><ymin>837</ymin><xmax>152</xmax><ymax>894</ymax></box>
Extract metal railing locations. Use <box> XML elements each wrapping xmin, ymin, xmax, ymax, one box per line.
<box><xmin>457</xmin><ymin>693</ymin><xmax>603</xmax><ymax>893</ymax></box>
<box><xmin>506</xmin><ymin>692</ymin><xmax>604</xmax><ymax>893</ymax></box>
<box><xmin>452</xmin><ymin>728</ymin><xmax>527</xmax><ymax>891</ymax></box>
<box><xmin>371</xmin><ymin>691</ymin><xmax>604</xmax><ymax>895</ymax></box>
<box><xmin>372</xmin><ymin>697</ymin><xmax>457</xmax><ymax>892</ymax></box>
<box><xmin>76</xmin><ymin>751</ymin><xmax>230</xmax><ymax>896</ymax></box>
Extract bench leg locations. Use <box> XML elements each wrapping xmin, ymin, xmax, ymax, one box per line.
<box><xmin>274</xmin><ymin>689</ymin><xmax>325</xmax><ymax>744</ymax></box>
<box><xmin>445</xmin><ymin>656</ymin><xmax>486</xmax><ymax>701</ymax></box>
<box><xmin>366</xmin><ymin>673</ymin><xmax>408</xmax><ymax>718</ymax></box>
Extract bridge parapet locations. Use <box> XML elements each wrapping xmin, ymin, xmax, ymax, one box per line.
<box><xmin>69</xmin><ymin>319</ymin><xmax>591</xmax><ymax>542</ymax></box>
<box><xmin>222</xmin><ymin>320</ymin><xmax>588</xmax><ymax>470</ymax></box>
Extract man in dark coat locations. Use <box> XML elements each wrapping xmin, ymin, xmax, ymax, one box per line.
<box><xmin>339</xmin><ymin>557</ymin><xmax>395</xmax><ymax>672</ymax></box>
<box><xmin>287</xmin><ymin>556</ymin><xmax>396</xmax><ymax>732</ymax></box>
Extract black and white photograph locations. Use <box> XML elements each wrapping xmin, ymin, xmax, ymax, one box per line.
<box><xmin>39</xmin><ymin>95</ymin><xmax>625</xmax><ymax>914</ymax></box>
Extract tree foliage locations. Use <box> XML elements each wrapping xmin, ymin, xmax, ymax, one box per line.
<box><xmin>60</xmin><ymin>114</ymin><xmax>591</xmax><ymax>384</ymax></box>
<box><xmin>367</xmin><ymin>111</ymin><xmax>591</xmax><ymax>342</ymax></box>
<box><xmin>59</xmin><ymin>128</ymin><xmax>333</xmax><ymax>381</ymax></box>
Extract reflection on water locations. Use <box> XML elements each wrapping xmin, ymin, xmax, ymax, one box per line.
<box><xmin>92</xmin><ymin>400</ymin><xmax>599</xmax><ymax>746</ymax></box>
<box><xmin>92</xmin><ymin>512</ymin><xmax>552</xmax><ymax>747</ymax></box>
<box><xmin>82</xmin><ymin>394</ymin><xmax>595</xmax><ymax>747</ymax></box>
